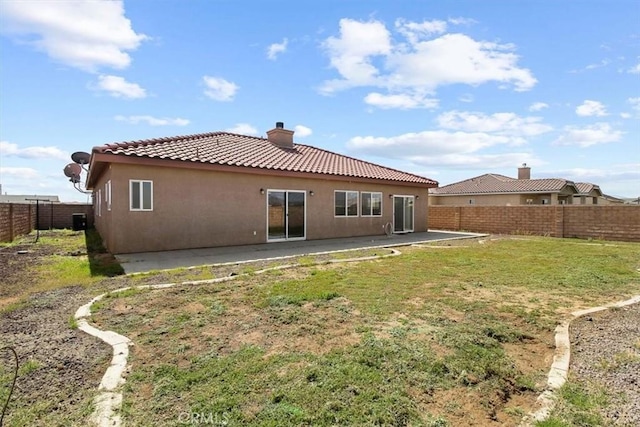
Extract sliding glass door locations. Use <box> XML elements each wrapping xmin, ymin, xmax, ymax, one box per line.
<box><xmin>393</xmin><ymin>195</ymin><xmax>414</xmax><ymax>233</ymax></box>
<box><xmin>267</xmin><ymin>190</ymin><xmax>306</xmax><ymax>241</ymax></box>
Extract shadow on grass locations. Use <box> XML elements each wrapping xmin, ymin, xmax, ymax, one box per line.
<box><xmin>84</xmin><ymin>228</ymin><xmax>125</xmax><ymax>277</ymax></box>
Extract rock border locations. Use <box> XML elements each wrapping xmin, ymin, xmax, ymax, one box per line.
<box><xmin>521</xmin><ymin>294</ymin><xmax>640</xmax><ymax>426</ymax></box>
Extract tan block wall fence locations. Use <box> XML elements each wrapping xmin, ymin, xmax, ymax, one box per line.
<box><xmin>429</xmin><ymin>205</ymin><xmax>640</xmax><ymax>242</ymax></box>
<box><xmin>0</xmin><ymin>203</ymin><xmax>94</xmax><ymax>242</ymax></box>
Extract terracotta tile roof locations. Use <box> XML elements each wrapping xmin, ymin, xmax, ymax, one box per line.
<box><xmin>575</xmin><ymin>182</ymin><xmax>602</xmax><ymax>195</ymax></box>
<box><xmin>92</xmin><ymin>131</ymin><xmax>437</xmax><ymax>186</ymax></box>
<box><xmin>431</xmin><ymin>173</ymin><xmax>578</xmax><ymax>195</ymax></box>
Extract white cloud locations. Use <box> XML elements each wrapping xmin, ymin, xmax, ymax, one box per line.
<box><xmin>346</xmin><ymin>108</ymin><xmax>552</xmax><ymax>169</ymax></box>
<box><xmin>0</xmin><ymin>0</ymin><xmax>147</xmax><ymax>72</ymax></box>
<box><xmin>320</xmin><ymin>19</ymin><xmax>392</xmax><ymax>93</ymax></box>
<box><xmin>114</xmin><ymin>115</ymin><xmax>189</xmax><ymax>126</ymax></box>
<box><xmin>267</xmin><ymin>38</ymin><xmax>288</xmax><ymax>60</ymax></box>
<box><xmin>94</xmin><ymin>75</ymin><xmax>146</xmax><ymax>99</ymax></box>
<box><xmin>294</xmin><ymin>125</ymin><xmax>312</xmax><ymax>137</ymax></box>
<box><xmin>538</xmin><ymin>165</ymin><xmax>640</xmax><ymax>196</ymax></box>
<box><xmin>364</xmin><ymin>92</ymin><xmax>438</xmax><ymax>109</ymax></box>
<box><xmin>395</xmin><ymin>19</ymin><xmax>448</xmax><ymax>44</ymax></box>
<box><xmin>628</xmin><ymin>62</ymin><xmax>640</xmax><ymax>74</ymax></box>
<box><xmin>409</xmin><ymin>152</ymin><xmax>538</xmax><ymax>169</ymax></box>
<box><xmin>575</xmin><ymin>100</ymin><xmax>608</xmax><ymax>117</ymax></box>
<box><xmin>0</xmin><ymin>166</ymin><xmax>41</xmax><ymax>180</ymax></box>
<box><xmin>529</xmin><ymin>102</ymin><xmax>549</xmax><ymax>112</ymax></box>
<box><xmin>447</xmin><ymin>17</ymin><xmax>477</xmax><ymax>26</ymax></box>
<box><xmin>550</xmin><ymin>166</ymin><xmax>640</xmax><ymax>181</ymax></box>
<box><xmin>347</xmin><ymin>131</ymin><xmax>537</xmax><ymax>169</ymax></box>
<box><xmin>320</xmin><ymin>18</ymin><xmax>536</xmax><ymax>107</ymax></box>
<box><xmin>388</xmin><ymin>34</ymin><xmax>536</xmax><ymax>91</ymax></box>
<box><xmin>226</xmin><ymin>123</ymin><xmax>258</xmax><ymax>135</ymax></box>
<box><xmin>348</xmin><ymin>130</ymin><xmax>512</xmax><ymax>157</ymax></box>
<box><xmin>436</xmin><ymin>111</ymin><xmax>553</xmax><ymax>138</ymax></box>
<box><xmin>585</xmin><ymin>59</ymin><xmax>610</xmax><ymax>70</ymax></box>
<box><xmin>622</xmin><ymin>97</ymin><xmax>640</xmax><ymax>119</ymax></box>
<box><xmin>458</xmin><ymin>93</ymin><xmax>474</xmax><ymax>103</ymax></box>
<box><xmin>203</xmin><ymin>76</ymin><xmax>238</xmax><ymax>101</ymax></box>
<box><xmin>553</xmin><ymin>123</ymin><xmax>623</xmax><ymax>147</ymax></box>
<box><xmin>0</xmin><ymin>140</ymin><xmax>68</xmax><ymax>160</ymax></box>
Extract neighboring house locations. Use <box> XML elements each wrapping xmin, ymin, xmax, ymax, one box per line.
<box><xmin>86</xmin><ymin>122</ymin><xmax>438</xmax><ymax>254</ymax></box>
<box><xmin>430</xmin><ymin>164</ymin><xmax>608</xmax><ymax>206</ymax></box>
<box><xmin>598</xmin><ymin>194</ymin><xmax>627</xmax><ymax>205</ymax></box>
<box><xmin>573</xmin><ymin>183</ymin><xmax>604</xmax><ymax>205</ymax></box>
<box><xmin>624</xmin><ymin>197</ymin><xmax>640</xmax><ymax>205</ymax></box>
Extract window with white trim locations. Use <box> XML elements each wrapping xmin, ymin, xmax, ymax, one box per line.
<box><xmin>335</xmin><ymin>190</ymin><xmax>358</xmax><ymax>217</ymax></box>
<box><xmin>96</xmin><ymin>189</ymin><xmax>102</xmax><ymax>217</ymax></box>
<box><xmin>130</xmin><ymin>180</ymin><xmax>153</xmax><ymax>211</ymax></box>
<box><xmin>105</xmin><ymin>180</ymin><xmax>112</xmax><ymax>211</ymax></box>
<box><xmin>361</xmin><ymin>192</ymin><xmax>382</xmax><ymax>216</ymax></box>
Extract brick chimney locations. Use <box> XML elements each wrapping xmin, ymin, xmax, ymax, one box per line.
<box><xmin>266</xmin><ymin>121</ymin><xmax>294</xmax><ymax>148</ymax></box>
<box><xmin>518</xmin><ymin>163</ymin><xmax>531</xmax><ymax>180</ymax></box>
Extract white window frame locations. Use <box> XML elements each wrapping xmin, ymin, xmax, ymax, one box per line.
<box><xmin>130</xmin><ymin>180</ymin><xmax>153</xmax><ymax>211</ymax></box>
<box><xmin>96</xmin><ymin>189</ymin><xmax>102</xmax><ymax>217</ymax></box>
<box><xmin>105</xmin><ymin>180</ymin><xmax>112</xmax><ymax>211</ymax></box>
<box><xmin>360</xmin><ymin>191</ymin><xmax>382</xmax><ymax>217</ymax></box>
<box><xmin>334</xmin><ymin>190</ymin><xmax>359</xmax><ymax>217</ymax></box>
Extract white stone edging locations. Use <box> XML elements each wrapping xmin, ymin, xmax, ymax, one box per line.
<box><xmin>75</xmin><ymin>248</ymin><xmax>401</xmax><ymax>426</ymax></box>
<box><xmin>521</xmin><ymin>294</ymin><xmax>640</xmax><ymax>426</ymax></box>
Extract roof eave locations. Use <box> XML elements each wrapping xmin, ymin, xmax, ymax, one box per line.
<box><xmin>89</xmin><ymin>152</ymin><xmax>438</xmax><ymax>188</ymax></box>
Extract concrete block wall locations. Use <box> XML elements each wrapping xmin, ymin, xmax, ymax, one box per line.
<box><xmin>0</xmin><ymin>202</ymin><xmax>94</xmax><ymax>242</ymax></box>
<box><xmin>37</xmin><ymin>203</ymin><xmax>94</xmax><ymax>230</ymax></box>
<box><xmin>0</xmin><ymin>203</ymin><xmax>36</xmax><ymax>242</ymax></box>
<box><xmin>562</xmin><ymin>205</ymin><xmax>640</xmax><ymax>241</ymax></box>
<box><xmin>429</xmin><ymin>205</ymin><xmax>640</xmax><ymax>242</ymax></box>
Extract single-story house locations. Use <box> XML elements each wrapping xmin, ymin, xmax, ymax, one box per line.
<box><xmin>86</xmin><ymin>122</ymin><xmax>438</xmax><ymax>254</ymax></box>
<box><xmin>429</xmin><ymin>164</ymin><xmax>607</xmax><ymax>206</ymax></box>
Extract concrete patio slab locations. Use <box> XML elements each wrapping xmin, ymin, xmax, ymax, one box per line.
<box><xmin>115</xmin><ymin>230</ymin><xmax>483</xmax><ymax>274</ymax></box>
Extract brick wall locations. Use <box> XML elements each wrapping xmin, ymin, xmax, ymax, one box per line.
<box><xmin>0</xmin><ymin>203</ymin><xmax>35</xmax><ymax>242</ymax></box>
<box><xmin>0</xmin><ymin>203</ymin><xmax>94</xmax><ymax>242</ymax></box>
<box><xmin>37</xmin><ymin>203</ymin><xmax>94</xmax><ymax>229</ymax></box>
<box><xmin>429</xmin><ymin>205</ymin><xmax>640</xmax><ymax>242</ymax></box>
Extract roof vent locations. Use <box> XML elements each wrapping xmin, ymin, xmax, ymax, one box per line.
<box><xmin>267</xmin><ymin>122</ymin><xmax>294</xmax><ymax>148</ymax></box>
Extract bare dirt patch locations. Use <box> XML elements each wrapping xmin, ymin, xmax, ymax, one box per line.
<box><xmin>1</xmin><ymin>286</ymin><xmax>112</xmax><ymax>426</ymax></box>
<box><xmin>0</xmin><ymin>244</ymin><xmax>57</xmax><ymax>300</ymax></box>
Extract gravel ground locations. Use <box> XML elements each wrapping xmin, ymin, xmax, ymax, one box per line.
<box><xmin>569</xmin><ymin>302</ymin><xmax>640</xmax><ymax>426</ymax></box>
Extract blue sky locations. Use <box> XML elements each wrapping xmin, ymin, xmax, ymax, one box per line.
<box><xmin>1</xmin><ymin>0</ymin><xmax>638</xmax><ymax>202</ymax></box>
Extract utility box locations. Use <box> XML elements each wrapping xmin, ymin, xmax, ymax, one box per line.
<box><xmin>72</xmin><ymin>213</ymin><xmax>87</xmax><ymax>231</ymax></box>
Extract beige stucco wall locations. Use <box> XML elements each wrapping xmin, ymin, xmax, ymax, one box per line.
<box><xmin>92</xmin><ymin>163</ymin><xmax>430</xmax><ymax>253</ymax></box>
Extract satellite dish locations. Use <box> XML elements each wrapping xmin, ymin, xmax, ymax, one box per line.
<box><xmin>64</xmin><ymin>163</ymin><xmax>82</xmax><ymax>178</ymax></box>
<box><xmin>71</xmin><ymin>151</ymin><xmax>91</xmax><ymax>165</ymax></box>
